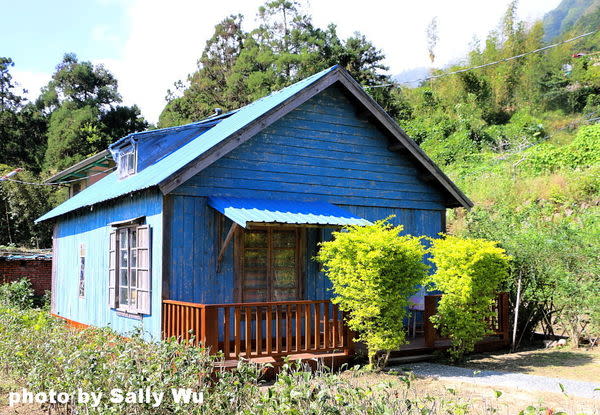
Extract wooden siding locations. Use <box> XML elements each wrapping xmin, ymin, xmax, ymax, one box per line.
<box><xmin>167</xmin><ymin>86</ymin><xmax>446</xmax><ymax>304</ymax></box>
<box><xmin>167</xmin><ymin>200</ymin><xmax>443</xmax><ymax>304</ymax></box>
<box><xmin>167</xmin><ymin>88</ymin><xmax>445</xmax><ymax>304</ymax></box>
<box><xmin>167</xmin><ymin>195</ymin><xmax>236</xmax><ymax>304</ymax></box>
<box><xmin>172</xmin><ymin>86</ymin><xmax>446</xmax><ymax>211</ymax></box>
<box><xmin>53</xmin><ymin>189</ymin><xmax>163</xmax><ymax>339</ymax></box>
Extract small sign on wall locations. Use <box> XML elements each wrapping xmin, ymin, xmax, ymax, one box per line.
<box><xmin>79</xmin><ymin>243</ymin><xmax>86</xmax><ymax>298</ymax></box>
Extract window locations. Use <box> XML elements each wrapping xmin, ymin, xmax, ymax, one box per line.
<box><xmin>109</xmin><ymin>224</ymin><xmax>151</xmax><ymax>314</ymax></box>
<box><xmin>78</xmin><ymin>244</ymin><xmax>86</xmax><ymax>298</ymax></box>
<box><xmin>240</xmin><ymin>227</ymin><xmax>303</xmax><ymax>302</ymax></box>
<box><xmin>117</xmin><ymin>147</ymin><xmax>136</xmax><ymax>178</ymax></box>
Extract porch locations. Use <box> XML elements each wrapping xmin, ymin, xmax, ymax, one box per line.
<box><xmin>161</xmin><ymin>293</ymin><xmax>510</xmax><ymax>364</ymax></box>
<box><xmin>162</xmin><ymin>299</ymin><xmax>352</xmax><ymax>366</ymax></box>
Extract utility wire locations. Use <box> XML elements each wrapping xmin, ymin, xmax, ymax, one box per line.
<box><xmin>366</xmin><ymin>30</ymin><xmax>598</xmax><ymax>89</ymax></box>
<box><xmin>0</xmin><ymin>167</ymin><xmax>116</xmax><ymax>186</ymax></box>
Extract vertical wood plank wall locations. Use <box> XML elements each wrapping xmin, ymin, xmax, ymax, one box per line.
<box><xmin>53</xmin><ymin>189</ymin><xmax>163</xmax><ymax>339</ymax></box>
<box><xmin>166</xmin><ymin>85</ymin><xmax>446</xmax><ymax>305</ymax></box>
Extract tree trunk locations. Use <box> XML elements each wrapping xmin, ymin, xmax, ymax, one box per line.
<box><xmin>511</xmin><ymin>273</ymin><xmax>522</xmax><ymax>352</ymax></box>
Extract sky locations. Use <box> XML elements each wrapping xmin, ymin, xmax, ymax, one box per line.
<box><xmin>2</xmin><ymin>0</ymin><xmax>561</xmax><ymax>124</ymax></box>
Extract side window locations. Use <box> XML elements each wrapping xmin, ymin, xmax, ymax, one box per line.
<box><xmin>78</xmin><ymin>243</ymin><xmax>86</xmax><ymax>298</ymax></box>
<box><xmin>109</xmin><ymin>225</ymin><xmax>151</xmax><ymax>314</ymax></box>
<box><xmin>117</xmin><ymin>147</ymin><xmax>136</xmax><ymax>179</ymax></box>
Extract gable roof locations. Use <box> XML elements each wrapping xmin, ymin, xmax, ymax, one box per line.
<box><xmin>36</xmin><ymin>65</ymin><xmax>471</xmax><ymax>223</ymax></box>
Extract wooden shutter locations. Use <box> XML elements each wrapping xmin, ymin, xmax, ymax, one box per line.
<box><xmin>108</xmin><ymin>230</ymin><xmax>117</xmax><ymax>308</ymax></box>
<box><xmin>136</xmin><ymin>225</ymin><xmax>151</xmax><ymax>315</ymax></box>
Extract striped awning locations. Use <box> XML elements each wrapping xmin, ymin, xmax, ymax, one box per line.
<box><xmin>207</xmin><ymin>196</ymin><xmax>371</xmax><ymax>228</ymax></box>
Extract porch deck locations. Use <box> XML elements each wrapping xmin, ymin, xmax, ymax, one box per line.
<box><xmin>161</xmin><ymin>293</ymin><xmax>510</xmax><ymax>364</ymax></box>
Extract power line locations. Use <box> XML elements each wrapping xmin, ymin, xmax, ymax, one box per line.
<box><xmin>366</xmin><ymin>30</ymin><xmax>598</xmax><ymax>89</ymax></box>
<box><xmin>0</xmin><ymin>167</ymin><xmax>116</xmax><ymax>187</ymax></box>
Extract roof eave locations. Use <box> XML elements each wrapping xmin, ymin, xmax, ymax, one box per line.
<box><xmin>43</xmin><ymin>150</ymin><xmax>113</xmax><ymax>184</ymax></box>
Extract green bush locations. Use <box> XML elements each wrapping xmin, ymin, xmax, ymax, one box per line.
<box><xmin>0</xmin><ymin>278</ymin><xmax>35</xmax><ymax>309</ymax></box>
<box><xmin>521</xmin><ymin>124</ymin><xmax>600</xmax><ymax>173</ymax></box>
<box><xmin>0</xmin><ymin>307</ymin><xmax>489</xmax><ymax>414</ymax></box>
<box><xmin>428</xmin><ymin>235</ymin><xmax>511</xmax><ymax>360</ymax></box>
<box><xmin>316</xmin><ymin>220</ymin><xmax>429</xmax><ymax>367</ymax></box>
<box><xmin>485</xmin><ymin>109</ymin><xmax>545</xmax><ymax>150</ymax></box>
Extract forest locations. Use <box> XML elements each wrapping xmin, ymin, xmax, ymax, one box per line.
<box><xmin>0</xmin><ymin>0</ymin><xmax>598</xmax><ymax>346</ymax></box>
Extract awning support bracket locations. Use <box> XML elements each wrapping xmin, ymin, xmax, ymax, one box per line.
<box><xmin>217</xmin><ymin>223</ymin><xmax>238</xmax><ymax>272</ymax></box>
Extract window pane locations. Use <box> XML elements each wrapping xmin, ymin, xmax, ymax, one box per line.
<box><xmin>244</xmin><ymin>231</ymin><xmax>267</xmax><ymax>248</ymax></box>
<box><xmin>131</xmin><ymin>229</ymin><xmax>137</xmax><ymax>248</ymax></box>
<box><xmin>127</xmin><ymin>153</ymin><xmax>135</xmax><ymax>172</ymax></box>
<box><xmin>130</xmin><ymin>289</ymin><xmax>138</xmax><ymax>308</ymax></box>
<box><xmin>119</xmin><ymin>230</ymin><xmax>128</xmax><ymax>249</ymax></box>
<box><xmin>131</xmin><ymin>250</ymin><xmax>137</xmax><ymax>268</ymax></box>
<box><xmin>120</xmin><ymin>269</ymin><xmax>128</xmax><ymax>286</ymax></box>
<box><xmin>273</xmin><ymin>231</ymin><xmax>295</xmax><ymax>248</ymax></box>
<box><xmin>273</xmin><ymin>268</ymin><xmax>296</xmax><ymax>287</ymax></box>
<box><xmin>120</xmin><ymin>250</ymin><xmax>128</xmax><ymax>268</ymax></box>
<box><xmin>244</xmin><ymin>289</ymin><xmax>268</xmax><ymax>302</ymax></box>
<box><xmin>273</xmin><ymin>288</ymin><xmax>297</xmax><ymax>301</ymax></box>
<box><xmin>119</xmin><ymin>288</ymin><xmax>129</xmax><ymax>305</ymax></box>
<box><xmin>243</xmin><ymin>270</ymin><xmax>267</xmax><ymax>289</ymax></box>
<box><xmin>273</xmin><ymin>249</ymin><xmax>295</xmax><ymax>267</ymax></box>
<box><xmin>244</xmin><ymin>249</ymin><xmax>267</xmax><ymax>268</ymax></box>
<box><xmin>130</xmin><ymin>269</ymin><xmax>137</xmax><ymax>288</ymax></box>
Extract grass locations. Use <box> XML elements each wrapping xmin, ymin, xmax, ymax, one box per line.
<box><xmin>460</xmin><ymin>347</ymin><xmax>600</xmax><ymax>383</ymax></box>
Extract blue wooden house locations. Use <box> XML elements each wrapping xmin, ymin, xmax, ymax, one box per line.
<box><xmin>38</xmin><ymin>66</ymin><xmax>502</xmax><ymax>363</ymax></box>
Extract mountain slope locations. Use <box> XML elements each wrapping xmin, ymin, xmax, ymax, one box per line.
<box><xmin>543</xmin><ymin>0</ymin><xmax>600</xmax><ymax>41</ymax></box>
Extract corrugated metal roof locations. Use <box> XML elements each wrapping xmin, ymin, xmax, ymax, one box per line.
<box><xmin>208</xmin><ymin>196</ymin><xmax>371</xmax><ymax>228</ymax></box>
<box><xmin>36</xmin><ymin>66</ymin><xmax>338</xmax><ymax>223</ymax></box>
<box><xmin>0</xmin><ymin>252</ymin><xmax>52</xmax><ymax>260</ymax></box>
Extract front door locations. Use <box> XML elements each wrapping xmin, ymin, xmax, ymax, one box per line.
<box><xmin>239</xmin><ymin>227</ymin><xmax>304</xmax><ymax>302</ymax></box>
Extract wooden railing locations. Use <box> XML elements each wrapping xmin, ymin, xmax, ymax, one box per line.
<box><xmin>162</xmin><ymin>299</ymin><xmax>351</xmax><ymax>360</ymax></box>
<box><xmin>424</xmin><ymin>293</ymin><xmax>510</xmax><ymax>347</ymax></box>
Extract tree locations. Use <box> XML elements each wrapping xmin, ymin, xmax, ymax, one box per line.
<box><xmin>316</xmin><ymin>220</ymin><xmax>428</xmax><ymax>368</ymax></box>
<box><xmin>41</xmin><ymin>54</ymin><xmax>147</xmax><ymax>173</ymax></box>
<box><xmin>158</xmin><ymin>0</ymin><xmax>393</xmax><ymax>127</ymax></box>
<box><xmin>0</xmin><ymin>165</ymin><xmax>53</xmax><ymax>248</ymax></box>
<box><xmin>0</xmin><ymin>58</ymin><xmax>48</xmax><ymax>172</ymax></box>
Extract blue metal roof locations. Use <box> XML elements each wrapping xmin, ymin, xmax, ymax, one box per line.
<box><xmin>36</xmin><ymin>65</ymin><xmax>339</xmax><ymax>223</ymax></box>
<box><xmin>208</xmin><ymin>196</ymin><xmax>371</xmax><ymax>228</ymax></box>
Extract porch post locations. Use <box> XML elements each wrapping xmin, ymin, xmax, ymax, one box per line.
<box><xmin>201</xmin><ymin>307</ymin><xmax>219</xmax><ymax>353</ymax></box>
<box><xmin>424</xmin><ymin>295</ymin><xmax>436</xmax><ymax>348</ymax></box>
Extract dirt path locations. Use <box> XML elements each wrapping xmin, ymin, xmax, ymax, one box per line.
<box><xmin>401</xmin><ymin>362</ymin><xmax>600</xmax><ymax>400</ymax></box>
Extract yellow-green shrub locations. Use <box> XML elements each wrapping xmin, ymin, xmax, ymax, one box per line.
<box><xmin>428</xmin><ymin>236</ymin><xmax>511</xmax><ymax>360</ymax></box>
<box><xmin>316</xmin><ymin>220</ymin><xmax>429</xmax><ymax>367</ymax></box>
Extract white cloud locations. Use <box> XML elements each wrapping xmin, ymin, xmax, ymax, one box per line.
<box><xmin>11</xmin><ymin>70</ymin><xmax>51</xmax><ymax>103</ymax></box>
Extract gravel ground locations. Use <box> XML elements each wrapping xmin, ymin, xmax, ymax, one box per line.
<box><xmin>398</xmin><ymin>362</ymin><xmax>600</xmax><ymax>400</ymax></box>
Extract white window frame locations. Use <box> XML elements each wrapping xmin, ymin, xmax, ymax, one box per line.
<box><xmin>109</xmin><ymin>224</ymin><xmax>151</xmax><ymax>315</ymax></box>
<box><xmin>117</xmin><ymin>146</ymin><xmax>137</xmax><ymax>179</ymax></box>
